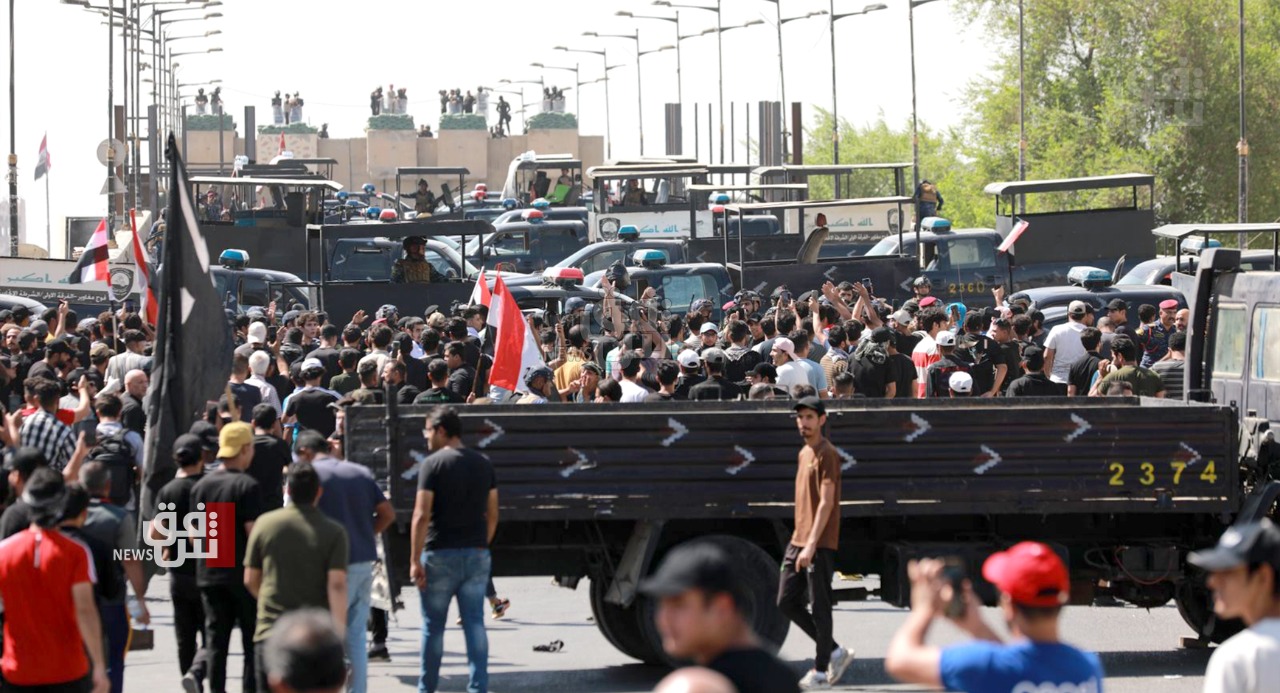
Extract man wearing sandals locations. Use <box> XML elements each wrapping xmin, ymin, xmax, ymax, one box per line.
<box><xmin>411</xmin><ymin>406</ymin><xmax>499</xmax><ymax>693</ymax></box>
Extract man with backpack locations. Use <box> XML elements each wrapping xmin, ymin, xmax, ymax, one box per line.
<box><xmin>914</xmin><ymin>179</ymin><xmax>944</xmax><ymax>227</ymax></box>
<box><xmin>722</xmin><ymin>320</ymin><xmax>762</xmax><ymax>386</ymax></box>
<box><xmin>90</xmin><ymin>393</ymin><xmax>143</xmax><ymax>508</ymax></box>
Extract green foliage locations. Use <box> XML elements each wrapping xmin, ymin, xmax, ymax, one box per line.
<box><xmin>527</xmin><ymin>112</ymin><xmax>578</xmax><ymax>130</ymax></box>
<box><xmin>952</xmin><ymin>0</ymin><xmax>1280</xmax><ymax>229</ymax></box>
<box><xmin>367</xmin><ymin>114</ymin><xmax>417</xmax><ymax>131</ymax></box>
<box><xmin>185</xmin><ymin>114</ymin><xmax>236</xmax><ymax>132</ymax></box>
<box><xmin>257</xmin><ymin>123</ymin><xmax>318</xmax><ymax>134</ymax></box>
<box><xmin>437</xmin><ymin>114</ymin><xmax>486</xmax><ymax>131</ymax></box>
<box><xmin>801</xmin><ymin>109</ymin><xmax>989</xmax><ymax>228</ymax></box>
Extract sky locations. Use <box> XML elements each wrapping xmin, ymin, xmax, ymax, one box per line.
<box><xmin>0</xmin><ymin>0</ymin><xmax>997</xmax><ymax>255</ymax></box>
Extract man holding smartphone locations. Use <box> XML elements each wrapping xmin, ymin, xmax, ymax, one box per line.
<box><xmin>777</xmin><ymin>397</ymin><xmax>853</xmax><ymax>689</ymax></box>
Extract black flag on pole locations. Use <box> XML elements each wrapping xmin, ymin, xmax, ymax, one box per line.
<box><xmin>140</xmin><ymin>135</ymin><xmax>234</xmax><ymax>520</ymax></box>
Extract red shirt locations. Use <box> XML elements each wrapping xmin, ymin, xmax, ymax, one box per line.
<box><xmin>18</xmin><ymin>406</ymin><xmax>74</xmax><ymax>427</ymax></box>
<box><xmin>0</xmin><ymin>527</ymin><xmax>95</xmax><ymax>685</ymax></box>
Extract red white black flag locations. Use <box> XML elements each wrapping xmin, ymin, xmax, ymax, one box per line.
<box><xmin>67</xmin><ymin>219</ymin><xmax>110</xmax><ymax>284</ymax></box>
<box><xmin>34</xmin><ymin>134</ymin><xmax>50</xmax><ymax>180</ymax></box>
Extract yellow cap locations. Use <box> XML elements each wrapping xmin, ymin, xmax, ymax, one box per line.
<box><xmin>217</xmin><ymin>422</ymin><xmax>254</xmax><ymax>459</ymax></box>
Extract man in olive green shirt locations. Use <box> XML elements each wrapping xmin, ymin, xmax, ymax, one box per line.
<box><xmin>245</xmin><ymin>462</ymin><xmax>349</xmax><ymax>693</ymax></box>
<box><xmin>1090</xmin><ymin>336</ymin><xmax>1166</xmax><ymax>398</ymax></box>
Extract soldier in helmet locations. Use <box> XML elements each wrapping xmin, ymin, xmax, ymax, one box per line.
<box><xmin>403</xmin><ymin>179</ymin><xmax>437</xmax><ymax>216</ymax></box>
<box><xmin>390</xmin><ymin>237</ymin><xmax>444</xmax><ymax>284</ymax></box>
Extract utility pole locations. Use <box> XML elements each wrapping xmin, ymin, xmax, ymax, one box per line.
<box><xmin>7</xmin><ymin>0</ymin><xmax>18</xmax><ymax>256</ymax></box>
<box><xmin>1236</xmin><ymin>0</ymin><xmax>1248</xmax><ymax>244</ymax></box>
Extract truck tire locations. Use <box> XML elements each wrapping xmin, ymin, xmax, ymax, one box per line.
<box><xmin>634</xmin><ymin>535</ymin><xmax>791</xmax><ymax>667</ymax></box>
<box><xmin>590</xmin><ymin>576</ymin><xmax>662</xmax><ymax>664</ymax></box>
<box><xmin>1175</xmin><ymin>578</ymin><xmax>1243</xmax><ymax>644</ymax></box>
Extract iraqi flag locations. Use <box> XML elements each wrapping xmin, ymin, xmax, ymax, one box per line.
<box><xmin>997</xmin><ymin>218</ymin><xmax>1030</xmax><ymax>254</ymax></box>
<box><xmin>34</xmin><ymin>134</ymin><xmax>50</xmax><ymax>180</ymax></box>
<box><xmin>67</xmin><ymin>219</ymin><xmax>110</xmax><ymax>284</ymax></box>
<box><xmin>278</xmin><ymin>132</ymin><xmax>286</xmax><ymax>155</ymax></box>
<box><xmin>128</xmin><ymin>209</ymin><xmax>158</xmax><ymax>325</ymax></box>
<box><xmin>468</xmin><ymin>269</ymin><xmax>491</xmax><ymax>307</ymax></box>
<box><xmin>488</xmin><ymin>274</ymin><xmax>545</xmax><ymax>393</ymax></box>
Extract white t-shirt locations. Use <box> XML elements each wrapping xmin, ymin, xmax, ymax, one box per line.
<box><xmin>1044</xmin><ymin>320</ymin><xmax>1087</xmax><ymax>384</ymax></box>
<box><xmin>619</xmin><ymin>379</ymin><xmax>649</xmax><ymax>403</ymax></box>
<box><xmin>776</xmin><ymin>361</ymin><xmax>808</xmax><ymax>391</ymax></box>
<box><xmin>1204</xmin><ymin>618</ymin><xmax>1280</xmax><ymax>693</ymax></box>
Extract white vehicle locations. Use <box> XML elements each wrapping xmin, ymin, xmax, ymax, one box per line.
<box><xmin>586</xmin><ymin>163</ymin><xmax>712</xmax><ymax>242</ymax></box>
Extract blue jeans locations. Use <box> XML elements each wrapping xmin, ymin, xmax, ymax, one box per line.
<box><xmin>346</xmin><ymin>561</ymin><xmax>375</xmax><ymax>693</ymax></box>
<box><xmin>418</xmin><ymin>549</ymin><xmax>491</xmax><ymax>693</ymax></box>
<box><xmin>101</xmin><ymin>602</ymin><xmax>129</xmax><ymax>693</ymax></box>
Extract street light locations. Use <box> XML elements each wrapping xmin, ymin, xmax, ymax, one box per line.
<box><xmin>652</xmin><ymin>0</ymin><xmax>727</xmax><ymax>163</ymax></box>
<box><xmin>556</xmin><ymin>45</ymin><xmax>616</xmax><ymax>159</ymax></box>
<box><xmin>908</xmin><ymin>0</ymin><xmax>942</xmax><ymax>200</ymax></box>
<box><xmin>761</xmin><ymin>2</ymin><xmax>829</xmax><ymax>163</ymax></box>
<box><xmin>829</xmin><ymin>3</ymin><xmax>887</xmax><ymax>196</ymax></box>
<box><xmin>584</xmin><ymin>29</ymin><xmax>655</xmax><ymax>155</ymax></box>
<box><xmin>1237</xmin><ymin>0</ymin><xmax>1247</xmax><ymax>230</ymax></box>
<box><xmin>170</xmin><ymin>47</ymin><xmax>221</xmax><ymax>57</ymax></box>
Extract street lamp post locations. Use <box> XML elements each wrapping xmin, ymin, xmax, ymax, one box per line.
<box><xmin>908</xmin><ymin>0</ymin><xmax>940</xmax><ymax>199</ymax></box>
<box><xmin>584</xmin><ymin>30</ymin><xmax>647</xmax><ymax>155</ymax></box>
<box><xmin>765</xmin><ymin>4</ymin><xmax>828</xmax><ymax>163</ymax></box>
<box><xmin>531</xmin><ymin>62</ymin><xmax>580</xmax><ymax>116</ymax></box>
<box><xmin>8</xmin><ymin>0</ymin><xmax>17</xmax><ymax>256</ymax></box>
<box><xmin>556</xmin><ymin>46</ymin><xmax>615</xmax><ymax>159</ymax></box>
<box><xmin>830</xmin><ymin>3</ymin><xmax>886</xmax><ymax>196</ymax></box>
<box><xmin>1237</xmin><ymin>0</ymin><xmax>1248</xmax><ymax>233</ymax></box>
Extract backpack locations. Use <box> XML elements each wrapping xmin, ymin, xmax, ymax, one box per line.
<box><xmin>724</xmin><ymin>346</ymin><xmax>762</xmax><ymax>384</ymax></box>
<box><xmin>89</xmin><ymin>430</ymin><xmax>137</xmax><ymax>508</ymax></box>
<box><xmin>918</xmin><ymin>181</ymin><xmax>939</xmax><ymax>203</ymax></box>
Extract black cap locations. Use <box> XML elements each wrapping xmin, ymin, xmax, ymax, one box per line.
<box><xmin>1107</xmin><ymin>298</ymin><xmax>1128</xmax><ymax>312</ymax></box>
<box><xmin>3</xmin><ymin>447</ymin><xmax>46</xmax><ymax>475</ymax></box>
<box><xmin>793</xmin><ymin>396</ymin><xmax>826</xmax><ymax>416</ymax></box>
<box><xmin>871</xmin><ymin>326</ymin><xmax>893</xmax><ymax>344</ymax></box>
<box><xmin>638</xmin><ymin>543</ymin><xmax>745</xmax><ymax>606</ymax></box>
<box><xmin>45</xmin><ymin>336</ymin><xmax>73</xmax><ymax>355</ymax></box>
<box><xmin>173</xmin><ymin>434</ymin><xmax>204</xmax><ymax>466</ymax></box>
<box><xmin>189</xmin><ymin>420</ymin><xmax>219</xmax><ymax>452</ymax></box>
<box><xmin>750</xmin><ymin>362</ymin><xmax>777</xmax><ymax>380</ymax></box>
<box><xmin>1189</xmin><ymin>520</ymin><xmax>1280</xmax><ymax>573</ymax></box>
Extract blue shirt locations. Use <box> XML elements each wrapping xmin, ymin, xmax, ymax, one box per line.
<box><xmin>312</xmin><ymin>456</ymin><xmax>387</xmax><ymax>564</ymax></box>
<box><xmin>939</xmin><ymin>640</ymin><xmax>1104</xmax><ymax>693</ymax></box>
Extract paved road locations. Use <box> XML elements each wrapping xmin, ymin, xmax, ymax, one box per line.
<box><xmin>128</xmin><ymin>575</ymin><xmax>1212</xmax><ymax>692</ymax></box>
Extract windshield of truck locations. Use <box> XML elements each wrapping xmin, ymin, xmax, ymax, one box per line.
<box><xmin>657</xmin><ymin>273</ymin><xmax>720</xmax><ymax>315</ymax></box>
<box><xmin>1212</xmin><ymin>304</ymin><xmax>1247</xmax><ymax>378</ymax></box>
<box><xmin>598</xmin><ymin>177</ymin><xmax>687</xmax><ymax>213</ymax></box>
<box><xmin>938</xmin><ymin>237</ymin><xmax>995</xmax><ymax>271</ymax></box>
<box><xmin>864</xmin><ymin>236</ymin><xmax>900</xmax><ymax>256</ymax></box>
<box><xmin>1116</xmin><ymin>260</ymin><xmax>1171</xmax><ymax>286</ymax></box>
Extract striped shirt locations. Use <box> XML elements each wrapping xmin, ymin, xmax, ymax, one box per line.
<box><xmin>20</xmin><ymin>409</ymin><xmax>76</xmax><ymax>471</ymax></box>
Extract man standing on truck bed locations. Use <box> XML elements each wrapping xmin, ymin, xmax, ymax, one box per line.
<box><xmin>778</xmin><ymin>397</ymin><xmax>853</xmax><ymax>689</ymax></box>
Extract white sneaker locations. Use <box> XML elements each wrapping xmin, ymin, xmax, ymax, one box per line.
<box><xmin>799</xmin><ymin>670</ymin><xmax>831</xmax><ymax>689</ymax></box>
<box><xmin>827</xmin><ymin>646</ymin><xmax>855</xmax><ymax>685</ymax></box>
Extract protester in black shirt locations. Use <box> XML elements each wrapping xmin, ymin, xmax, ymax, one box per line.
<box><xmin>959</xmin><ymin>313</ymin><xmax>1003</xmax><ymax>397</ymax></box>
<box><xmin>673</xmin><ymin>350</ymin><xmax>706</xmax><ymax>400</ymax></box>
<box><xmin>119</xmin><ymin>369</ymin><xmax>148</xmax><ymax>435</ymax></box>
<box><xmin>0</xmin><ymin>447</ymin><xmax>45</xmax><ymax>538</ymax></box>
<box><xmin>1067</xmin><ymin>327</ymin><xmax>1104</xmax><ymax>397</ymax></box>
<box><xmin>1006</xmin><ymin>345</ymin><xmax>1066</xmax><ymax>397</ymax></box>
<box><xmin>283</xmin><ymin>359</ymin><xmax>339</xmax><ymax>437</ymax></box>
<box><xmin>415</xmin><ymin>358</ymin><xmax>465</xmax><ymax>405</ymax></box>
<box><xmin>306</xmin><ymin>324</ymin><xmax>343</xmax><ymax>385</ymax></box>
<box><xmin>382</xmin><ymin>359</ymin><xmax>420</xmax><ymax>404</ymax></box>
<box><xmin>444</xmin><ymin>341</ymin><xmax>476</xmax><ymax>400</ymax></box>
<box><xmin>26</xmin><ymin>335</ymin><xmax>72</xmax><ymax>384</ymax></box>
<box><xmin>191</xmin><ymin>422</ymin><xmax>263</xmax><ymax>693</ymax></box>
<box><xmin>852</xmin><ymin>327</ymin><xmax>894</xmax><ymax>398</ymax></box>
<box><xmin>152</xmin><ymin>434</ymin><xmax>208</xmax><ymax>685</ymax></box>
<box><xmin>924</xmin><ymin>332</ymin><xmax>971</xmax><ymax>398</ymax></box>
<box><xmin>250</xmin><ymin>404</ymin><xmax>288</xmax><ymax>511</ymax></box>
<box><xmin>689</xmin><ymin>349</ymin><xmax>744</xmax><ymax>401</ymax></box>
<box><xmin>645</xmin><ymin>360</ymin><xmax>681</xmax><ymax>402</ymax></box>
<box><xmin>410</xmin><ymin>406</ymin><xmax>498</xmax><ymax>693</ymax></box>
<box><xmin>887</xmin><ymin>334</ymin><xmax>918</xmax><ymax>399</ymax></box>
<box><xmin>640</xmin><ymin>542</ymin><xmax>800</xmax><ymax>693</ymax></box>
<box><xmin>990</xmin><ymin>318</ymin><xmax>1022</xmax><ymax>393</ymax></box>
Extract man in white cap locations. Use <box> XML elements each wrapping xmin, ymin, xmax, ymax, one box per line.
<box><xmin>283</xmin><ymin>358</ymin><xmax>341</xmax><ymax>437</ymax></box>
<box><xmin>948</xmin><ymin>371</ymin><xmax>974</xmax><ymax>398</ymax></box>
<box><xmin>1043</xmin><ymin>300</ymin><xmax>1092</xmax><ymax>384</ymax></box>
<box><xmin>697</xmin><ymin>322</ymin><xmax>720</xmax><ymax>354</ymax></box>
<box><xmin>771</xmin><ymin>338</ymin><xmax>808</xmax><ymax>393</ymax></box>
<box><xmin>673</xmin><ymin>350</ymin><xmax>706</xmax><ymax>400</ymax></box>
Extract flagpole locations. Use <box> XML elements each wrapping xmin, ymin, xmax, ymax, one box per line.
<box><xmin>44</xmin><ymin>168</ymin><xmax>49</xmax><ymax>252</ymax></box>
<box><xmin>8</xmin><ymin>0</ymin><xmax>18</xmax><ymax>258</ymax></box>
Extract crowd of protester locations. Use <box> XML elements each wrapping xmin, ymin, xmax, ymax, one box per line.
<box><xmin>0</xmin><ymin>260</ymin><xmax>1255</xmax><ymax>693</ymax></box>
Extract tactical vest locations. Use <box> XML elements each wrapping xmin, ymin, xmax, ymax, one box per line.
<box><xmin>396</xmin><ymin>259</ymin><xmax>434</xmax><ymax>283</ymax></box>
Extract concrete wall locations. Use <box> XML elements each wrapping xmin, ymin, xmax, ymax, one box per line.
<box><xmin>255</xmin><ymin>133</ymin><xmax>319</xmax><ymax>163</ymax></box>
<box><xmin>185</xmin><ymin>131</ymin><xmax>239</xmax><ymax>170</ymax></box>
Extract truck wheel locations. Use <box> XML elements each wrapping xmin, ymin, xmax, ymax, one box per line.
<box><xmin>634</xmin><ymin>535</ymin><xmax>791</xmax><ymax>668</ymax></box>
<box><xmin>589</xmin><ymin>576</ymin><xmax>661</xmax><ymax>664</ymax></box>
<box><xmin>1175</xmin><ymin>577</ymin><xmax>1243</xmax><ymax>644</ymax></box>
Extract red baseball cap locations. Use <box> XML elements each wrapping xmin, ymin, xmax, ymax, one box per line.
<box><xmin>981</xmin><ymin>542</ymin><xmax>1069</xmax><ymax>608</ymax></box>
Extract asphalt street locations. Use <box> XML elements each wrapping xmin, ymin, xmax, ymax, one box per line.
<box><xmin>126</xmin><ymin>575</ymin><xmax>1212</xmax><ymax>692</ymax></box>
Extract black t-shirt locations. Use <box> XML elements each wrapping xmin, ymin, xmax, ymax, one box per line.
<box><xmin>120</xmin><ymin>393</ymin><xmax>146</xmax><ymax>435</ymax></box>
<box><xmin>926</xmin><ymin>355</ymin><xmax>971</xmax><ymax>397</ymax></box>
<box><xmin>960</xmin><ymin>333</ymin><xmax>1001</xmax><ymax>395</ymax></box>
<box><xmin>644</xmin><ymin>391</ymin><xmax>675</xmax><ymax>402</ymax></box>
<box><xmin>285</xmin><ymin>388</ymin><xmax>339</xmax><ymax>437</ymax></box>
<box><xmin>1068</xmin><ymin>351</ymin><xmax>1103</xmax><ymax>396</ymax></box>
<box><xmin>395</xmin><ymin>384</ymin><xmax>421</xmax><ymax>405</ymax></box>
<box><xmin>61</xmin><ymin>526</ymin><xmax>122</xmax><ymax>603</ymax></box>
<box><xmin>306</xmin><ymin>346</ymin><xmax>342</xmax><ymax>384</ymax></box>
<box><xmin>673</xmin><ymin>374</ymin><xmax>706</xmax><ymax>401</ymax></box>
<box><xmin>0</xmin><ymin>499</ymin><xmax>35</xmax><ymax>538</ymax></box>
<box><xmin>997</xmin><ymin>342</ymin><xmax>1023</xmax><ymax>392</ymax></box>
<box><xmin>417</xmin><ymin>447</ymin><xmax>496</xmax><ymax>551</ymax></box>
<box><xmin>888</xmin><ymin>353</ymin><xmax>917</xmax><ymax>399</ymax></box>
<box><xmin>154</xmin><ymin>473</ymin><xmax>205</xmax><ymax>576</ymax></box>
<box><xmin>1006</xmin><ymin>373</ymin><xmax>1066</xmax><ymax>397</ymax></box>
<box><xmin>415</xmin><ymin>386</ymin><xmax>464</xmax><ymax>405</ymax></box>
<box><xmin>689</xmin><ymin>377</ymin><xmax>743</xmax><ymax>401</ymax></box>
<box><xmin>191</xmin><ymin>468</ymin><xmax>262</xmax><ymax>587</ymax></box>
<box><xmin>25</xmin><ymin>360</ymin><xmax>58</xmax><ymax>385</ymax></box>
<box><xmin>709</xmin><ymin>649</ymin><xmax>800</xmax><ymax>693</ymax></box>
<box><xmin>404</xmin><ymin>357</ymin><xmax>429</xmax><ymax>392</ymax></box>
<box><xmin>228</xmin><ymin>382</ymin><xmax>262</xmax><ymax>422</ymax></box>
<box><xmin>897</xmin><ymin>331</ymin><xmax>923</xmax><ymax>355</ymax></box>
<box><xmin>447</xmin><ymin>365</ymin><xmax>476</xmax><ymax>399</ymax></box>
<box><xmin>852</xmin><ymin>353</ymin><xmax>891</xmax><ymax>398</ymax></box>
<box><xmin>250</xmin><ymin>434</ymin><xmax>289</xmax><ymax>511</ymax></box>
<box><xmin>267</xmin><ymin>374</ymin><xmax>294</xmax><ymax>404</ymax></box>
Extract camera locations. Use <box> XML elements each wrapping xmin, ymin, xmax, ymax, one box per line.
<box><xmin>942</xmin><ymin>558</ymin><xmax>967</xmax><ymax>619</ymax></box>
